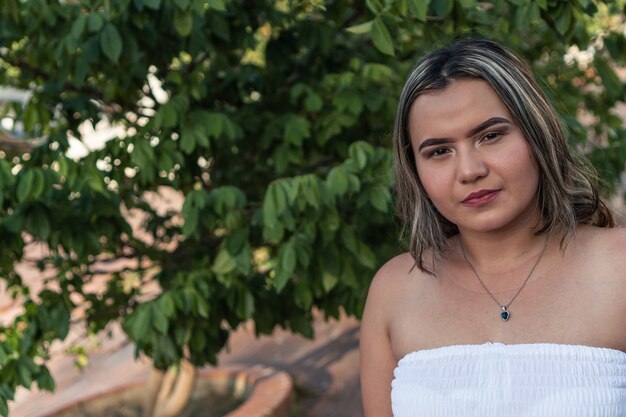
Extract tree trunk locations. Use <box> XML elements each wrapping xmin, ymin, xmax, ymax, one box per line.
<box><xmin>143</xmin><ymin>358</ymin><xmax>197</xmax><ymax>417</ymax></box>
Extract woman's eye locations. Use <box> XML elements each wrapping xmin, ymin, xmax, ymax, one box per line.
<box><xmin>481</xmin><ymin>132</ymin><xmax>501</xmax><ymax>142</ymax></box>
<box><xmin>429</xmin><ymin>148</ymin><xmax>450</xmax><ymax>158</ymax></box>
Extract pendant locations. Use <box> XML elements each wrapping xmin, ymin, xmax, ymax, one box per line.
<box><xmin>500</xmin><ymin>306</ymin><xmax>510</xmax><ymax>322</ymax></box>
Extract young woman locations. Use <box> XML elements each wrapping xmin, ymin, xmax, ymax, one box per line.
<box><xmin>360</xmin><ymin>38</ymin><xmax>626</xmax><ymax>417</ymax></box>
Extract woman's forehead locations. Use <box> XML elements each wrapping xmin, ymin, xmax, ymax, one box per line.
<box><xmin>408</xmin><ymin>79</ymin><xmax>514</xmax><ymax>143</ymax></box>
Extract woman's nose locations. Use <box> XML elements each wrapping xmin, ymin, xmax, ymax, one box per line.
<box><xmin>457</xmin><ymin>150</ymin><xmax>488</xmax><ymax>184</ymax></box>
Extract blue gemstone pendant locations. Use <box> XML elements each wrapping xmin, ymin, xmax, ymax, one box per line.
<box><xmin>500</xmin><ymin>307</ymin><xmax>510</xmax><ymax>322</ymax></box>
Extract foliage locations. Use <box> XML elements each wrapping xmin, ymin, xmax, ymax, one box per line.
<box><xmin>0</xmin><ymin>0</ymin><xmax>624</xmax><ymax>413</ymax></box>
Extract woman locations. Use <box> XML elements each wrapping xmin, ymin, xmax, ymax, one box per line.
<box><xmin>360</xmin><ymin>38</ymin><xmax>626</xmax><ymax>417</ymax></box>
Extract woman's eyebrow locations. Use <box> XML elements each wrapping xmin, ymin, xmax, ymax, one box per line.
<box><xmin>417</xmin><ymin>117</ymin><xmax>512</xmax><ymax>152</ymax></box>
<box><xmin>417</xmin><ymin>138</ymin><xmax>453</xmax><ymax>152</ymax></box>
<box><xmin>465</xmin><ymin>116</ymin><xmax>512</xmax><ymax>137</ymax></box>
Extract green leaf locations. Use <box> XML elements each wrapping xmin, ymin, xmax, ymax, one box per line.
<box><xmin>174</xmin><ymin>9</ymin><xmax>193</xmax><ymax>37</ymax></box>
<box><xmin>555</xmin><ymin>5</ymin><xmax>572</xmax><ymax>35</ymax></box>
<box><xmin>348</xmin><ymin>141</ymin><xmax>373</xmax><ymax>170</ymax></box>
<box><xmin>128</xmin><ymin>306</ymin><xmax>150</xmax><ymax>340</ymax></box>
<box><xmin>182</xmin><ymin>206</ymin><xmax>198</xmax><ymax>237</ymax></box>
<box><xmin>527</xmin><ymin>2</ymin><xmax>541</xmax><ymax>24</ymax></box>
<box><xmin>304</xmin><ymin>93</ymin><xmax>323</xmax><ymax>112</ymax></box>
<box><xmin>369</xmin><ymin>184</ymin><xmax>391</xmax><ymax>212</ymax></box>
<box><xmin>262</xmin><ymin>185</ymin><xmax>278</xmax><ymax>229</ymax></box>
<box><xmin>100</xmin><ymin>24</ymin><xmax>123</xmax><ymax>63</ymax></box>
<box><xmin>194</xmin><ymin>292</ymin><xmax>209</xmax><ymax>318</ymax></box>
<box><xmin>160</xmin><ymin>293</ymin><xmax>175</xmax><ymax>317</ymax></box>
<box><xmin>151</xmin><ymin>305</ymin><xmax>169</xmax><ymax>334</ymax></box>
<box><xmin>30</xmin><ymin>168</ymin><xmax>46</xmax><ymax>198</ymax></box>
<box><xmin>0</xmin><ymin>345</ymin><xmax>7</xmax><ymax>366</ymax></box>
<box><xmin>16</xmin><ymin>170</ymin><xmax>34</xmax><ymax>202</ymax></box>
<box><xmin>294</xmin><ymin>281</ymin><xmax>313</xmax><ymax>309</ymax></box>
<box><xmin>219</xmin><ymin>116</ymin><xmax>237</xmax><ymax>140</ymax></box>
<box><xmin>322</xmin><ymin>270</ymin><xmax>338</xmax><ymax>292</ymax></box>
<box><xmin>358</xmin><ymin>242</ymin><xmax>376</xmax><ymax>269</ymax></box>
<box><xmin>272</xmin><ymin>183</ymin><xmax>287</xmax><ymax>214</ymax></box>
<box><xmin>208</xmin><ymin>13</ymin><xmax>230</xmax><ymax>41</ymax></box>
<box><xmin>17</xmin><ymin>360</ymin><xmax>33</xmax><ymax>389</ymax></box>
<box><xmin>71</xmin><ymin>15</ymin><xmax>87</xmax><ymax>38</ymax></box>
<box><xmin>346</xmin><ymin>21</ymin><xmax>373</xmax><ymax>35</ymax></box>
<box><xmin>87</xmin><ymin>14</ymin><xmax>104</xmax><ymax>32</ymax></box>
<box><xmin>283</xmin><ymin>115</ymin><xmax>310</xmax><ymax>146</ymax></box>
<box><xmin>433</xmin><ymin>0</ymin><xmax>454</xmax><ymax>16</ymax></box>
<box><xmin>342</xmin><ymin>261</ymin><xmax>358</xmax><ymax>288</ymax></box>
<box><xmin>408</xmin><ymin>0</ymin><xmax>430</xmax><ymax>20</ymax></box>
<box><xmin>0</xmin><ymin>397</ymin><xmax>7</xmax><ymax>417</ymax></box>
<box><xmin>143</xmin><ymin>0</ymin><xmax>161</xmax><ymax>9</ymax></box>
<box><xmin>365</xmin><ymin>0</ymin><xmax>383</xmax><ymax>13</ymax></box>
<box><xmin>290</xmin><ymin>315</ymin><xmax>313</xmax><ymax>339</ymax></box>
<box><xmin>160</xmin><ymin>103</ymin><xmax>178</xmax><ymax>128</ymax></box>
<box><xmin>212</xmin><ymin>249</ymin><xmax>237</xmax><ymax>274</ymax></box>
<box><xmin>279</xmin><ymin>180</ymin><xmax>298</xmax><ymax>205</ymax></box>
<box><xmin>26</xmin><ymin>208</ymin><xmax>51</xmax><ymax>240</ymax></box>
<box><xmin>275</xmin><ymin>240</ymin><xmax>296</xmax><ymax>292</ymax></box>
<box><xmin>207</xmin><ymin>0</ymin><xmax>226</xmax><ymax>11</ymax></box>
<box><xmin>289</xmin><ymin>83</ymin><xmax>307</xmax><ymax>101</ymax></box>
<box><xmin>36</xmin><ymin>366</ymin><xmax>55</xmax><ymax>391</ymax></box>
<box><xmin>595</xmin><ymin>59</ymin><xmax>623</xmax><ymax>100</ymax></box>
<box><xmin>238</xmin><ymin>290</ymin><xmax>254</xmax><ymax>319</ymax></box>
<box><xmin>341</xmin><ymin>227</ymin><xmax>359</xmax><ymax>254</ymax></box>
<box><xmin>173</xmin><ymin>0</ymin><xmax>190</xmax><ymax>9</ymax></box>
<box><xmin>371</xmin><ymin>17</ymin><xmax>394</xmax><ymax>56</ymax></box>
<box><xmin>320</xmin><ymin>207</ymin><xmax>340</xmax><ymax>233</ymax></box>
<box><xmin>174</xmin><ymin>325</ymin><xmax>190</xmax><ymax>346</ymax></box>
<box><xmin>23</xmin><ymin>103</ymin><xmax>39</xmax><ymax>131</ymax></box>
<box><xmin>280</xmin><ymin>240</ymin><xmax>297</xmax><ymax>274</ymax></box>
<box><xmin>396</xmin><ymin>0</ymin><xmax>409</xmax><ymax>15</ymax></box>
<box><xmin>191</xmin><ymin>331</ymin><xmax>206</xmax><ymax>351</ymax></box>
<box><xmin>458</xmin><ymin>0</ymin><xmax>475</xmax><ymax>8</ymax></box>
<box><xmin>209</xmin><ymin>114</ymin><xmax>228</xmax><ymax>138</ymax></box>
<box><xmin>327</xmin><ymin>166</ymin><xmax>349</xmax><ymax>196</ymax></box>
<box><xmin>7</xmin><ymin>0</ymin><xmax>18</xmax><ymax>23</ymax></box>
<box><xmin>180</xmin><ymin>127</ymin><xmax>196</xmax><ymax>154</ymax></box>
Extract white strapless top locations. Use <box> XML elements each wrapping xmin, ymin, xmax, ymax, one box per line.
<box><xmin>391</xmin><ymin>342</ymin><xmax>626</xmax><ymax>417</ymax></box>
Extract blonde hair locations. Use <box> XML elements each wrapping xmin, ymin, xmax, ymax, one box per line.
<box><xmin>393</xmin><ymin>38</ymin><xmax>614</xmax><ymax>272</ymax></box>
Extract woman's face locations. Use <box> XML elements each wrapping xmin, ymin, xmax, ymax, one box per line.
<box><xmin>408</xmin><ymin>79</ymin><xmax>540</xmax><ymax>235</ymax></box>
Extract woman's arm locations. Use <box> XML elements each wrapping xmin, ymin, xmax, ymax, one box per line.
<box><xmin>360</xmin><ymin>266</ymin><xmax>399</xmax><ymax>417</ymax></box>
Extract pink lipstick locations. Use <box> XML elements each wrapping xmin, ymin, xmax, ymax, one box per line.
<box><xmin>462</xmin><ymin>189</ymin><xmax>501</xmax><ymax>207</ymax></box>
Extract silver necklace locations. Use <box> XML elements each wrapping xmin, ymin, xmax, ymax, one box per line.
<box><xmin>459</xmin><ymin>236</ymin><xmax>548</xmax><ymax>322</ymax></box>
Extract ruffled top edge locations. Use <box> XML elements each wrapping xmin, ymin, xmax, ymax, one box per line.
<box><xmin>397</xmin><ymin>342</ymin><xmax>626</xmax><ymax>367</ymax></box>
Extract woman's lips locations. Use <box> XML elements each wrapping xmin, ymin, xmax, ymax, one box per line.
<box><xmin>461</xmin><ymin>190</ymin><xmax>501</xmax><ymax>207</ymax></box>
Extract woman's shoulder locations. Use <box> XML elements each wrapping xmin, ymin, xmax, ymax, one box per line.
<box><xmin>573</xmin><ymin>224</ymin><xmax>626</xmax><ymax>287</ymax></box>
<box><xmin>375</xmin><ymin>252</ymin><xmax>417</xmax><ymax>278</ymax></box>
<box><xmin>575</xmin><ymin>224</ymin><xmax>626</xmax><ymax>256</ymax></box>
<box><xmin>367</xmin><ymin>252</ymin><xmax>425</xmax><ymax>302</ymax></box>
<box><xmin>574</xmin><ymin>225</ymin><xmax>626</xmax><ymax>350</ymax></box>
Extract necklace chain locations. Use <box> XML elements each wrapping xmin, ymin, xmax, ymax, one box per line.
<box><xmin>459</xmin><ymin>236</ymin><xmax>549</xmax><ymax>322</ymax></box>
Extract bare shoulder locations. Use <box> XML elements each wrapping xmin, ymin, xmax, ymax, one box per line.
<box><xmin>574</xmin><ymin>225</ymin><xmax>626</xmax><ymax>294</ymax></box>
<box><xmin>574</xmin><ymin>226</ymin><xmax>626</xmax><ymax>350</ymax></box>
<box><xmin>360</xmin><ymin>252</ymin><xmax>418</xmax><ymax>417</ymax></box>
<box><xmin>368</xmin><ymin>252</ymin><xmax>418</xmax><ymax>296</ymax></box>
<box><xmin>576</xmin><ymin>224</ymin><xmax>626</xmax><ymax>261</ymax></box>
<box><xmin>361</xmin><ymin>252</ymin><xmax>423</xmax><ymax>341</ymax></box>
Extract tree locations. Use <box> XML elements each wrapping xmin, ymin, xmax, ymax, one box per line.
<box><xmin>0</xmin><ymin>0</ymin><xmax>624</xmax><ymax>415</ymax></box>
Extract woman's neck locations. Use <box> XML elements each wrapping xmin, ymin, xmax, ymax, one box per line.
<box><xmin>455</xmin><ymin>228</ymin><xmax>549</xmax><ymax>274</ymax></box>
